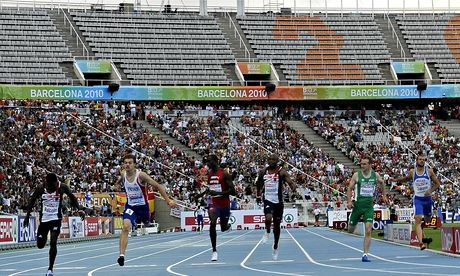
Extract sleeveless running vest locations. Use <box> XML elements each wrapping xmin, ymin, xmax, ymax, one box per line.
<box><xmin>208</xmin><ymin>168</ymin><xmax>230</xmax><ymax>208</ymax></box>
<box><xmin>40</xmin><ymin>183</ymin><xmax>62</xmax><ymax>222</ymax></box>
<box><xmin>124</xmin><ymin>170</ymin><xmax>147</xmax><ymax>206</ymax></box>
<box><xmin>412</xmin><ymin>164</ymin><xmax>432</xmax><ymax>197</ymax></box>
<box><xmin>355</xmin><ymin>170</ymin><xmax>377</xmax><ymax>203</ymax></box>
<box><xmin>263</xmin><ymin>167</ymin><xmax>284</xmax><ymax>204</ymax></box>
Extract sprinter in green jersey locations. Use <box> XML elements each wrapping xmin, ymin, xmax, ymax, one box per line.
<box><xmin>347</xmin><ymin>155</ymin><xmax>387</xmax><ymax>262</ymax></box>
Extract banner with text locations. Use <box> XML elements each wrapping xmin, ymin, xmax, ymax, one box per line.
<box><xmin>180</xmin><ymin>209</ymin><xmax>298</xmax><ymax>231</ymax></box>
<box><xmin>17</xmin><ymin>215</ymin><xmax>36</xmax><ymax>243</ymax></box>
<box><xmin>1</xmin><ymin>84</ymin><xmax>460</xmax><ymax>101</ymax></box>
<box><xmin>0</xmin><ymin>216</ymin><xmax>17</xmax><ymax>244</ymax></box>
<box><xmin>238</xmin><ymin>62</ymin><xmax>271</xmax><ymax>75</ymax></box>
<box><xmin>76</xmin><ymin>60</ymin><xmax>112</xmax><ymax>74</ymax></box>
<box><xmin>69</xmin><ymin>216</ymin><xmax>85</xmax><ymax>238</ymax></box>
<box><xmin>392</xmin><ymin>61</ymin><xmax>425</xmax><ymax>74</ymax></box>
<box><xmin>441</xmin><ymin>227</ymin><xmax>460</xmax><ymax>254</ymax></box>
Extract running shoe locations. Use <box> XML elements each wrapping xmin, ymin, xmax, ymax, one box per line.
<box><xmin>272</xmin><ymin>248</ymin><xmax>279</xmax><ymax>261</ymax></box>
<box><xmin>419</xmin><ymin>243</ymin><xmax>427</xmax><ymax>250</ymax></box>
<box><xmin>211</xmin><ymin>251</ymin><xmax>218</xmax><ymax>261</ymax></box>
<box><xmin>262</xmin><ymin>232</ymin><xmax>269</xmax><ymax>244</ymax></box>
<box><xmin>362</xmin><ymin>254</ymin><xmax>371</xmax><ymax>262</ymax></box>
<box><xmin>117</xmin><ymin>255</ymin><xmax>125</xmax><ymax>266</ymax></box>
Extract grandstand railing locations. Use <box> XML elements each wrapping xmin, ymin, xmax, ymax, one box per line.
<box><xmin>224</xmin><ymin>11</ymin><xmax>254</xmax><ymax>62</ymax></box>
<box><xmin>1</xmin><ymin>0</ymin><xmax>460</xmax><ymax>15</ymax></box>
<box><xmin>384</xmin><ymin>13</ymin><xmax>406</xmax><ymax>60</ymax></box>
<box><xmin>2</xmin><ymin>78</ymin><xmax>460</xmax><ymax>86</ymax></box>
<box><xmin>60</xmin><ymin>7</ymin><xmax>89</xmax><ymax>58</ymax></box>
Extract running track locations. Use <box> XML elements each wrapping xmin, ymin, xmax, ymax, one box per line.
<box><xmin>1</xmin><ymin>228</ymin><xmax>459</xmax><ymax>276</ymax></box>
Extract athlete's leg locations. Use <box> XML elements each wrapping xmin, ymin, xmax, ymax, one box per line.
<box><xmin>414</xmin><ymin>215</ymin><xmax>425</xmax><ymax>248</ymax></box>
<box><xmin>218</xmin><ymin>207</ymin><xmax>231</xmax><ymax>232</ymax></box>
<box><xmin>48</xmin><ymin>231</ymin><xmax>59</xmax><ymax>271</ymax></box>
<box><xmin>119</xmin><ymin>219</ymin><xmax>132</xmax><ymax>256</ymax></box>
<box><xmin>265</xmin><ymin>213</ymin><xmax>273</xmax><ymax>233</ymax></box>
<box><xmin>363</xmin><ymin>222</ymin><xmax>372</xmax><ymax>255</ymax></box>
<box><xmin>347</xmin><ymin>211</ymin><xmax>359</xmax><ymax>234</ymax></box>
<box><xmin>264</xmin><ymin>201</ymin><xmax>273</xmax><ymax>234</ymax></box>
<box><xmin>209</xmin><ymin>208</ymin><xmax>218</xmax><ymax>252</ymax></box>
<box><xmin>37</xmin><ymin>222</ymin><xmax>49</xmax><ymax>249</ymax></box>
<box><xmin>272</xmin><ymin>215</ymin><xmax>282</xmax><ymax>250</ymax></box>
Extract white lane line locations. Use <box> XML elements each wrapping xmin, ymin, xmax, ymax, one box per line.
<box><xmin>329</xmin><ymin>258</ymin><xmax>362</xmax><ymax>261</ymax></box>
<box><xmin>54</xmin><ymin>267</ymin><xmax>87</xmax><ymax>270</ymax></box>
<box><xmin>8</xmin><ymin>234</ymin><xmax>199</xmax><ymax>276</ymax></box>
<box><xmin>123</xmin><ymin>265</ymin><xmax>158</xmax><ymax>268</ymax></box>
<box><xmin>166</xmin><ymin>231</ymin><xmax>253</xmax><ymax>276</ymax></box>
<box><xmin>286</xmin><ymin>229</ymin><xmax>460</xmax><ymax>276</ymax></box>
<box><xmin>0</xmin><ymin>269</ymin><xmax>16</xmax><ymax>272</ymax></box>
<box><xmin>240</xmin><ymin>235</ymin><xmax>311</xmax><ymax>276</ymax></box>
<box><xmin>88</xmin><ymin>235</ymin><xmax>209</xmax><ymax>276</ymax></box>
<box><xmin>304</xmin><ymin>229</ymin><xmax>460</xmax><ymax>269</ymax></box>
<box><xmin>190</xmin><ymin>262</ymin><xmax>227</xmax><ymax>266</ymax></box>
<box><xmin>261</xmin><ymin>260</ymin><xmax>295</xmax><ymax>263</ymax></box>
<box><xmin>1</xmin><ymin>233</ymin><xmax>189</xmax><ymax>266</ymax></box>
<box><xmin>395</xmin><ymin>256</ymin><xmax>429</xmax><ymax>259</ymax></box>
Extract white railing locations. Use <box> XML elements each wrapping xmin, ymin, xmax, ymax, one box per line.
<box><xmin>384</xmin><ymin>13</ymin><xmax>406</xmax><ymax>60</ymax></box>
<box><xmin>60</xmin><ymin>7</ymin><xmax>89</xmax><ymax>58</ymax></box>
<box><xmin>224</xmin><ymin>11</ymin><xmax>254</xmax><ymax>62</ymax></box>
<box><xmin>0</xmin><ymin>0</ymin><xmax>460</xmax><ymax>15</ymax></box>
<box><xmin>2</xmin><ymin>78</ymin><xmax>460</xmax><ymax>86</ymax></box>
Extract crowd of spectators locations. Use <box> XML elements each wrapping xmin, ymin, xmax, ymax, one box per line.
<box><xmin>302</xmin><ymin>107</ymin><xmax>460</xmax><ymax>211</ymax></box>
<box><xmin>1</xmin><ymin>100</ymin><xmax>458</xmax><ymax>221</ymax></box>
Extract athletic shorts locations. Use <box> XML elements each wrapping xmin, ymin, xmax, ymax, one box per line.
<box><xmin>209</xmin><ymin>205</ymin><xmax>231</xmax><ymax>221</ymax></box>
<box><xmin>196</xmin><ymin>215</ymin><xmax>204</xmax><ymax>224</ymax></box>
<box><xmin>348</xmin><ymin>200</ymin><xmax>374</xmax><ymax>226</ymax></box>
<box><xmin>123</xmin><ymin>203</ymin><xmax>150</xmax><ymax>226</ymax></box>
<box><xmin>263</xmin><ymin>200</ymin><xmax>284</xmax><ymax>221</ymax></box>
<box><xmin>37</xmin><ymin>220</ymin><xmax>61</xmax><ymax>243</ymax></box>
<box><xmin>413</xmin><ymin>196</ymin><xmax>433</xmax><ymax>216</ymax></box>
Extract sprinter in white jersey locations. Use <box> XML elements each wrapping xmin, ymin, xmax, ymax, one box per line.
<box><xmin>24</xmin><ymin>173</ymin><xmax>85</xmax><ymax>276</ymax></box>
<box><xmin>116</xmin><ymin>154</ymin><xmax>177</xmax><ymax>266</ymax></box>
<box><xmin>255</xmin><ymin>154</ymin><xmax>297</xmax><ymax>261</ymax></box>
<box><xmin>390</xmin><ymin>153</ymin><xmax>441</xmax><ymax>250</ymax></box>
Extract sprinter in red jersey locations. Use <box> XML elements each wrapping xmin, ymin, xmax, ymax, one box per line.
<box><xmin>206</xmin><ymin>154</ymin><xmax>235</xmax><ymax>262</ymax></box>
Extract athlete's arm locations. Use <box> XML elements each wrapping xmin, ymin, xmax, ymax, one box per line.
<box><xmin>209</xmin><ymin>172</ymin><xmax>236</xmax><ymax>197</ymax></box>
<box><xmin>61</xmin><ymin>183</ymin><xmax>86</xmax><ymax>220</ymax></box>
<box><xmin>255</xmin><ymin>170</ymin><xmax>264</xmax><ymax>197</ymax></box>
<box><xmin>376</xmin><ymin>172</ymin><xmax>388</xmax><ymax>204</ymax></box>
<box><xmin>23</xmin><ymin>186</ymin><xmax>43</xmax><ymax>227</ymax></box>
<box><xmin>426</xmin><ymin>168</ymin><xmax>441</xmax><ymax>196</ymax></box>
<box><xmin>281</xmin><ymin>168</ymin><xmax>297</xmax><ymax>192</ymax></box>
<box><xmin>139</xmin><ymin>172</ymin><xmax>177</xmax><ymax>208</ymax></box>
<box><xmin>114</xmin><ymin>170</ymin><xmax>124</xmax><ymax>191</ymax></box>
<box><xmin>223</xmin><ymin>172</ymin><xmax>236</xmax><ymax>196</ymax></box>
<box><xmin>346</xmin><ymin>172</ymin><xmax>358</xmax><ymax>209</ymax></box>
<box><xmin>389</xmin><ymin>169</ymin><xmax>413</xmax><ymax>183</ymax></box>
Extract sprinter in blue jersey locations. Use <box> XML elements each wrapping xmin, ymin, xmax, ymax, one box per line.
<box><xmin>116</xmin><ymin>154</ymin><xmax>177</xmax><ymax>266</ymax></box>
<box><xmin>390</xmin><ymin>153</ymin><xmax>441</xmax><ymax>250</ymax></box>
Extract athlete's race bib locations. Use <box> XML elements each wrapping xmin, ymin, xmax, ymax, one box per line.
<box><xmin>360</xmin><ymin>184</ymin><xmax>375</xmax><ymax>197</ymax></box>
<box><xmin>209</xmin><ymin>184</ymin><xmax>222</xmax><ymax>193</ymax></box>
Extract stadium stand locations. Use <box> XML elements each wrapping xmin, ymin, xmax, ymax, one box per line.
<box><xmin>71</xmin><ymin>11</ymin><xmax>235</xmax><ymax>85</ymax></box>
<box><xmin>237</xmin><ymin>14</ymin><xmax>390</xmax><ymax>85</ymax></box>
<box><xmin>396</xmin><ymin>14</ymin><xmax>460</xmax><ymax>81</ymax></box>
<box><xmin>302</xmin><ymin>109</ymin><xmax>460</xmax><ymax>208</ymax></box>
<box><xmin>0</xmin><ymin>9</ymin><xmax>72</xmax><ymax>84</ymax></box>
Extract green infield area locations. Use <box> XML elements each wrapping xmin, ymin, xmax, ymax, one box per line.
<box><xmin>372</xmin><ymin>223</ymin><xmax>460</xmax><ymax>251</ymax></box>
